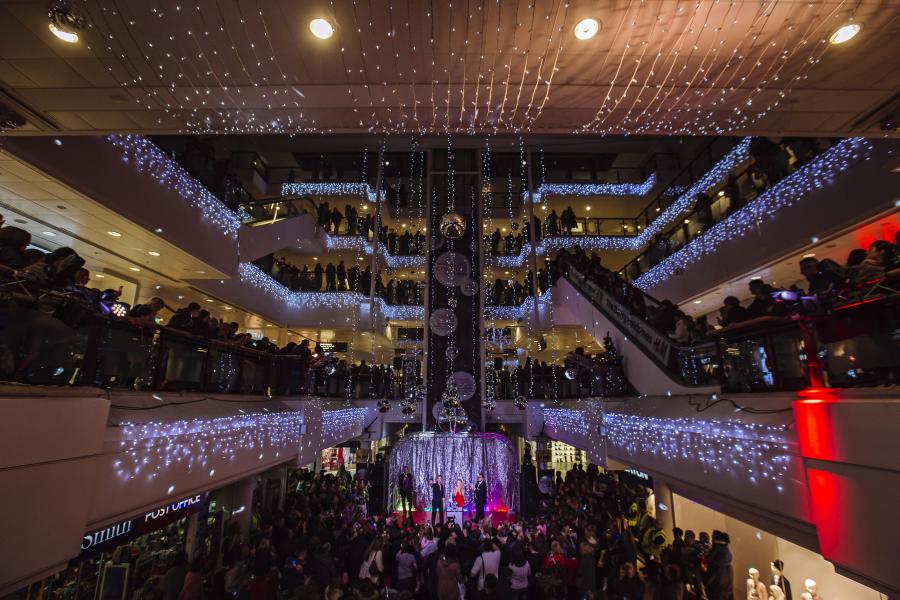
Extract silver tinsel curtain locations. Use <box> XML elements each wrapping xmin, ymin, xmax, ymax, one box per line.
<box><xmin>389</xmin><ymin>432</ymin><xmax>519</xmax><ymax>514</ymax></box>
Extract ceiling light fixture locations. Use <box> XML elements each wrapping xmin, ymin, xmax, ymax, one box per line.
<box><xmin>107</xmin><ymin>231</ymin><xmax>122</xmax><ymax>237</ymax></box>
<box><xmin>129</xmin><ymin>267</ymin><xmax>140</xmax><ymax>272</ymax></box>
<box><xmin>148</xmin><ymin>251</ymin><xmax>160</xmax><ymax>256</ymax></box>
<box><xmin>309</xmin><ymin>18</ymin><xmax>334</xmax><ymax>40</ymax></box>
<box><xmin>829</xmin><ymin>23</ymin><xmax>860</xmax><ymax>44</ymax></box>
<box><xmin>574</xmin><ymin>18</ymin><xmax>599</xmax><ymax>41</ymax></box>
<box><xmin>48</xmin><ymin>0</ymin><xmax>84</xmax><ymax>43</ymax></box>
<box><xmin>41</xmin><ymin>231</ymin><xmax>56</xmax><ymax>236</ymax></box>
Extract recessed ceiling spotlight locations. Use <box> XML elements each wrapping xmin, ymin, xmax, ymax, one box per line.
<box><xmin>803</xmin><ymin>253</ymin><xmax>816</xmax><ymax>258</ymax></box>
<box><xmin>829</xmin><ymin>23</ymin><xmax>860</xmax><ymax>44</ymax></box>
<box><xmin>94</xmin><ymin>273</ymin><xmax>105</xmax><ymax>278</ymax></box>
<box><xmin>41</xmin><ymin>231</ymin><xmax>56</xmax><ymax>236</ymax></box>
<box><xmin>309</xmin><ymin>18</ymin><xmax>334</xmax><ymax>39</ymax></box>
<box><xmin>107</xmin><ymin>231</ymin><xmax>122</xmax><ymax>237</ymax></box>
<box><xmin>693</xmin><ymin>300</ymin><xmax>703</xmax><ymax>304</ymax></box>
<box><xmin>574</xmin><ymin>18</ymin><xmax>599</xmax><ymax>40</ymax></box>
<box><xmin>129</xmin><ymin>267</ymin><xmax>140</xmax><ymax>272</ymax></box>
<box><xmin>148</xmin><ymin>251</ymin><xmax>160</xmax><ymax>256</ymax></box>
<box><xmin>53</xmin><ymin>139</ymin><xmax>63</xmax><ymax>146</ymax></box>
<box><xmin>48</xmin><ymin>0</ymin><xmax>84</xmax><ymax>43</ymax></box>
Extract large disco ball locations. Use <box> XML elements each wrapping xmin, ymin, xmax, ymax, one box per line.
<box><xmin>440</xmin><ymin>212</ymin><xmax>466</xmax><ymax>239</ymax></box>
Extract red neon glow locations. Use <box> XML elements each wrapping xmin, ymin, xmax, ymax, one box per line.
<box><xmin>794</xmin><ymin>389</ymin><xmax>838</xmax><ymax>461</ymax></box>
<box><xmin>805</xmin><ymin>468</ymin><xmax>843</xmax><ymax>558</ymax></box>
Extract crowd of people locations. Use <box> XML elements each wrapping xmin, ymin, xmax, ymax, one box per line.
<box><xmin>489</xmin><ymin>277</ymin><xmax>533</xmax><ymax>307</ymax></box>
<box><xmin>311</xmin><ymin>360</ymin><xmax>402</xmax><ymax>399</ymax></box>
<box><xmin>315</xmin><ymin>201</ymin><xmax>427</xmax><ymax>257</ymax></box>
<box><xmin>261</xmin><ymin>255</ymin><xmax>425</xmax><ymax>305</ymax></box>
<box><xmin>88</xmin><ymin>462</ymin><xmax>746</xmax><ymax>600</ymax></box>
<box><xmin>553</xmin><ymin>232</ymin><xmax>900</xmax><ymax>351</ymax></box>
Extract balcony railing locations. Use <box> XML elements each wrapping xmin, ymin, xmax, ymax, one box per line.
<box><xmin>564</xmin><ymin>266</ymin><xmax>900</xmax><ymax>392</ymax></box>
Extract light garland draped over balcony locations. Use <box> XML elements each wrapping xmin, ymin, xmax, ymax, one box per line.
<box><xmin>107</xmin><ymin>135</ymin><xmax>241</xmax><ymax>238</ymax></box>
<box><xmin>238</xmin><ymin>262</ymin><xmax>424</xmax><ymax>320</ymax></box>
<box><xmin>282</xmin><ymin>182</ymin><xmax>384</xmax><ymax>203</ymax></box>
<box><xmin>633</xmin><ymin>137</ymin><xmax>873</xmax><ymax>290</ymax></box>
<box><xmin>526</xmin><ymin>173</ymin><xmax>658</xmax><ymax>204</ymax></box>
<box><xmin>484</xmin><ymin>289</ymin><xmax>552</xmax><ymax>321</ymax></box>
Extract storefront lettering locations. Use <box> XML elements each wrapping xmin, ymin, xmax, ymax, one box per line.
<box><xmin>81</xmin><ymin>520</ymin><xmax>133</xmax><ymax>551</ymax></box>
<box><xmin>143</xmin><ymin>494</ymin><xmax>203</xmax><ymax>523</ymax></box>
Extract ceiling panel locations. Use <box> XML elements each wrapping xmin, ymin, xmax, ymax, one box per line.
<box><xmin>0</xmin><ymin>0</ymin><xmax>896</xmax><ymax>136</ymax></box>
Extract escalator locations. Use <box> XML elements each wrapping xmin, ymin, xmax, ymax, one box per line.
<box><xmin>553</xmin><ymin>267</ymin><xmax>721</xmax><ymax>396</ymax></box>
<box><xmin>237</xmin><ymin>198</ymin><xmax>324</xmax><ymax>262</ymax></box>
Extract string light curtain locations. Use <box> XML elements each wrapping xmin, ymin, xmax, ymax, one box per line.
<box><xmin>388</xmin><ymin>432</ymin><xmax>520</xmax><ymax>514</ymax></box>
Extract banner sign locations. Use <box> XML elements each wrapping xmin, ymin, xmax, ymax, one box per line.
<box><xmin>570</xmin><ymin>269</ymin><xmax>673</xmax><ymax>365</ymax></box>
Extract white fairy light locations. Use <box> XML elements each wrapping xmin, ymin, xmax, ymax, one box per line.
<box><xmin>107</xmin><ymin>135</ymin><xmax>240</xmax><ymax>238</ymax></box>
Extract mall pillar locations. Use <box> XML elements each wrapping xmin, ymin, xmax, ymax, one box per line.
<box><xmin>183</xmin><ymin>512</ymin><xmax>201</xmax><ymax>559</ymax></box>
<box><xmin>424</xmin><ymin>146</ymin><xmax>484</xmax><ymax>430</ymax></box>
<box><xmin>653</xmin><ymin>479</ymin><xmax>675</xmax><ymax>533</ymax></box>
<box><xmin>229</xmin><ymin>475</ymin><xmax>256</xmax><ymax>537</ymax></box>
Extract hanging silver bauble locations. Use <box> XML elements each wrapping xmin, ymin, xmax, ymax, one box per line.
<box><xmin>429</xmin><ymin>308</ymin><xmax>458</xmax><ymax>336</ymax></box>
<box><xmin>446</xmin><ymin>344</ymin><xmax>459</xmax><ymax>360</ymax></box>
<box><xmin>514</xmin><ymin>395</ymin><xmax>528</xmax><ymax>410</ymax></box>
<box><xmin>377</xmin><ymin>399</ymin><xmax>391</xmax><ymax>413</ymax></box>
<box><xmin>325</xmin><ymin>363</ymin><xmax>337</xmax><ymax>376</ymax></box>
<box><xmin>442</xmin><ymin>381</ymin><xmax>461</xmax><ymax>408</ymax></box>
<box><xmin>482</xmin><ymin>397</ymin><xmax>497</xmax><ymax>411</ymax></box>
<box><xmin>439</xmin><ymin>212</ymin><xmax>466</xmax><ymax>239</ymax></box>
<box><xmin>434</xmin><ymin>251</ymin><xmax>470</xmax><ymax>287</ymax></box>
<box><xmin>447</xmin><ymin>371</ymin><xmax>477</xmax><ymax>401</ymax></box>
<box><xmin>565</xmin><ymin>367</ymin><xmax>578</xmax><ymax>380</ymax></box>
<box><xmin>400</xmin><ymin>401</ymin><xmax>417</xmax><ymax>415</ymax></box>
<box><xmin>510</xmin><ymin>222</ymin><xmax>519</xmax><ymax>232</ymax></box>
<box><xmin>447</xmin><ymin>296</ymin><xmax>458</xmax><ymax>309</ymax></box>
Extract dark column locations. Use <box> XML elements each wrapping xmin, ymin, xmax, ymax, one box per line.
<box><xmin>425</xmin><ymin>146</ymin><xmax>483</xmax><ymax>431</ymax></box>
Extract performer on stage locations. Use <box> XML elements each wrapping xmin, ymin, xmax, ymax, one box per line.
<box><xmin>472</xmin><ymin>472</ymin><xmax>487</xmax><ymax>521</ymax></box>
<box><xmin>398</xmin><ymin>465</ymin><xmax>414</xmax><ymax>516</ymax></box>
<box><xmin>429</xmin><ymin>475</ymin><xmax>445</xmax><ymax>526</ymax></box>
<box><xmin>453</xmin><ymin>479</ymin><xmax>465</xmax><ymax>509</ymax></box>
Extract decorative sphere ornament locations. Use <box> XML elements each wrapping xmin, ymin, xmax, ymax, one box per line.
<box><xmin>429</xmin><ymin>308</ymin><xmax>458</xmax><ymax>336</ymax></box>
<box><xmin>510</xmin><ymin>222</ymin><xmax>519</xmax><ymax>232</ymax></box>
<box><xmin>447</xmin><ymin>296</ymin><xmax>458</xmax><ymax>309</ymax></box>
<box><xmin>434</xmin><ymin>252</ymin><xmax>470</xmax><ymax>287</ymax></box>
<box><xmin>325</xmin><ymin>363</ymin><xmax>337</xmax><ymax>376</ymax></box>
<box><xmin>400</xmin><ymin>402</ymin><xmax>417</xmax><ymax>416</ymax></box>
<box><xmin>565</xmin><ymin>367</ymin><xmax>578</xmax><ymax>380</ymax></box>
<box><xmin>446</xmin><ymin>345</ymin><xmax>459</xmax><ymax>360</ymax></box>
<box><xmin>482</xmin><ymin>397</ymin><xmax>497</xmax><ymax>411</ymax></box>
<box><xmin>377</xmin><ymin>399</ymin><xmax>390</xmax><ymax>413</ymax></box>
<box><xmin>439</xmin><ymin>212</ymin><xmax>466</xmax><ymax>239</ymax></box>
<box><xmin>514</xmin><ymin>395</ymin><xmax>528</xmax><ymax>410</ymax></box>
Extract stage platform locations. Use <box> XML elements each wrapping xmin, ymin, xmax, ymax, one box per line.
<box><xmin>390</xmin><ymin>510</ymin><xmax>518</xmax><ymax>527</ymax></box>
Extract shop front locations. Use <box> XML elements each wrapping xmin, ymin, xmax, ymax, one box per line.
<box><xmin>671</xmin><ymin>493</ymin><xmax>885</xmax><ymax>600</ymax></box>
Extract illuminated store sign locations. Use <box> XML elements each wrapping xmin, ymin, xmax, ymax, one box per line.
<box><xmin>79</xmin><ymin>493</ymin><xmax>207</xmax><ymax>559</ymax></box>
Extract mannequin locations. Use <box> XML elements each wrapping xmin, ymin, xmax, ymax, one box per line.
<box><xmin>747</xmin><ymin>568</ymin><xmax>768</xmax><ymax>600</ymax></box>
<box><xmin>769</xmin><ymin>585</ymin><xmax>786</xmax><ymax>600</ymax></box>
<box><xmin>770</xmin><ymin>560</ymin><xmax>792</xmax><ymax>600</ymax></box>
<box><xmin>804</xmin><ymin>579</ymin><xmax>823</xmax><ymax>600</ymax></box>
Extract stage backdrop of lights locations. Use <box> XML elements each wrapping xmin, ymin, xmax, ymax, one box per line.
<box><xmin>389</xmin><ymin>432</ymin><xmax>519</xmax><ymax>515</ymax></box>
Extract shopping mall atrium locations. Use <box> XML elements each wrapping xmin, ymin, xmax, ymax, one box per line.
<box><xmin>0</xmin><ymin>1</ymin><xmax>898</xmax><ymax>598</ymax></box>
